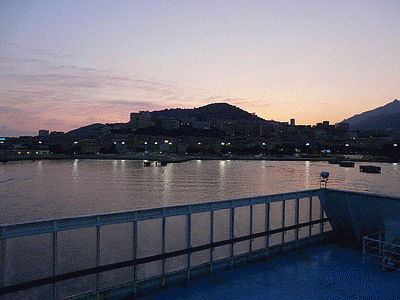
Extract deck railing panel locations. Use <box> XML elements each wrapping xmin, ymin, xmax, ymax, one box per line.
<box><xmin>0</xmin><ymin>188</ymin><xmax>335</xmax><ymax>300</ymax></box>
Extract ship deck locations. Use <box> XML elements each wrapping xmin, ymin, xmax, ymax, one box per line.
<box><xmin>136</xmin><ymin>239</ymin><xmax>400</xmax><ymax>300</ymax></box>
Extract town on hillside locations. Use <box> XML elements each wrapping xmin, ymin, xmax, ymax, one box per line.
<box><xmin>1</xmin><ymin>103</ymin><xmax>400</xmax><ymax>163</ymax></box>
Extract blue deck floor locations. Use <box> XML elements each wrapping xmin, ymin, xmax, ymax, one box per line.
<box><xmin>135</xmin><ymin>242</ymin><xmax>400</xmax><ymax>300</ymax></box>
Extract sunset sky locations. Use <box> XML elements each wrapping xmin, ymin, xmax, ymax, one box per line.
<box><xmin>1</xmin><ymin>0</ymin><xmax>399</xmax><ymax>137</ymax></box>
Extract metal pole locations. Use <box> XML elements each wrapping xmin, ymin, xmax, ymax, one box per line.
<box><xmin>295</xmin><ymin>198</ymin><xmax>299</xmax><ymax>241</ymax></box>
<box><xmin>282</xmin><ymin>200</ymin><xmax>285</xmax><ymax>245</ymax></box>
<box><xmin>186</xmin><ymin>213</ymin><xmax>191</xmax><ymax>284</ymax></box>
<box><xmin>230</xmin><ymin>207</ymin><xmax>234</xmax><ymax>268</ymax></box>
<box><xmin>52</xmin><ymin>222</ymin><xmax>58</xmax><ymax>300</ymax></box>
<box><xmin>0</xmin><ymin>229</ymin><xmax>6</xmax><ymax>287</ymax></box>
<box><xmin>96</xmin><ymin>223</ymin><xmax>101</xmax><ymax>300</ymax></box>
<box><xmin>132</xmin><ymin>220</ymin><xmax>138</xmax><ymax>298</ymax></box>
<box><xmin>210</xmin><ymin>208</ymin><xmax>214</xmax><ymax>272</ymax></box>
<box><xmin>249</xmin><ymin>204</ymin><xmax>253</xmax><ymax>253</ymax></box>
<box><xmin>309</xmin><ymin>197</ymin><xmax>313</xmax><ymax>237</ymax></box>
<box><xmin>162</xmin><ymin>216</ymin><xmax>166</xmax><ymax>286</ymax></box>
<box><xmin>319</xmin><ymin>198</ymin><xmax>324</xmax><ymax>235</ymax></box>
<box><xmin>1</xmin><ymin>233</ymin><xmax>6</xmax><ymax>289</ymax></box>
<box><xmin>265</xmin><ymin>203</ymin><xmax>270</xmax><ymax>252</ymax></box>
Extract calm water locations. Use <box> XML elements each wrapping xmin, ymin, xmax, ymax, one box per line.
<box><xmin>1</xmin><ymin>159</ymin><xmax>399</xmax><ymax>224</ymax></box>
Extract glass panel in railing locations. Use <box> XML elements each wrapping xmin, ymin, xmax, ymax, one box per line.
<box><xmin>234</xmin><ymin>206</ymin><xmax>250</xmax><ymax>255</ymax></box>
<box><xmin>284</xmin><ymin>199</ymin><xmax>296</xmax><ymax>242</ymax></box>
<box><xmin>165</xmin><ymin>215</ymin><xmax>188</xmax><ymax>273</ymax></box>
<box><xmin>298</xmin><ymin>198</ymin><xmax>310</xmax><ymax>239</ymax></box>
<box><xmin>190</xmin><ymin>212</ymin><xmax>211</xmax><ymax>267</ymax></box>
<box><xmin>269</xmin><ymin>201</ymin><xmax>283</xmax><ymax>230</ymax></box>
<box><xmin>56</xmin><ymin>227</ymin><xmax>97</xmax><ymax>299</ymax></box>
<box><xmin>99</xmin><ymin>223</ymin><xmax>134</xmax><ymax>289</ymax></box>
<box><xmin>137</xmin><ymin>218</ymin><xmax>162</xmax><ymax>280</ymax></box>
<box><xmin>252</xmin><ymin>204</ymin><xmax>267</xmax><ymax>251</ymax></box>
<box><xmin>213</xmin><ymin>209</ymin><xmax>231</xmax><ymax>261</ymax></box>
<box><xmin>6</xmin><ymin>233</ymin><xmax>53</xmax><ymax>286</ymax></box>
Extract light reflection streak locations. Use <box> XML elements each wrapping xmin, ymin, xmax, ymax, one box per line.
<box><xmin>305</xmin><ymin>161</ymin><xmax>310</xmax><ymax>189</ymax></box>
<box><xmin>162</xmin><ymin>165</ymin><xmax>172</xmax><ymax>206</ymax></box>
<box><xmin>72</xmin><ymin>159</ymin><xmax>79</xmax><ymax>186</ymax></box>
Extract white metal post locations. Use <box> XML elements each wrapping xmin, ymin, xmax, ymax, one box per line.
<box><xmin>52</xmin><ymin>226</ymin><xmax>58</xmax><ymax>300</ymax></box>
<box><xmin>186</xmin><ymin>213</ymin><xmax>191</xmax><ymax>284</ymax></box>
<box><xmin>162</xmin><ymin>216</ymin><xmax>166</xmax><ymax>285</ymax></box>
<box><xmin>230</xmin><ymin>207</ymin><xmax>234</xmax><ymax>268</ymax></box>
<box><xmin>282</xmin><ymin>200</ymin><xmax>286</xmax><ymax>244</ymax></box>
<box><xmin>295</xmin><ymin>198</ymin><xmax>299</xmax><ymax>241</ymax></box>
<box><xmin>249</xmin><ymin>205</ymin><xmax>253</xmax><ymax>253</ymax></box>
<box><xmin>96</xmin><ymin>223</ymin><xmax>101</xmax><ymax>299</ymax></box>
<box><xmin>265</xmin><ymin>203</ymin><xmax>270</xmax><ymax>251</ymax></box>
<box><xmin>309</xmin><ymin>197</ymin><xmax>313</xmax><ymax>237</ymax></box>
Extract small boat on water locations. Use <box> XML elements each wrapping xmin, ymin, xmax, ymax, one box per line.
<box><xmin>360</xmin><ymin>165</ymin><xmax>381</xmax><ymax>173</ymax></box>
<box><xmin>339</xmin><ymin>161</ymin><xmax>355</xmax><ymax>168</ymax></box>
<box><xmin>328</xmin><ymin>158</ymin><xmax>341</xmax><ymax>164</ymax></box>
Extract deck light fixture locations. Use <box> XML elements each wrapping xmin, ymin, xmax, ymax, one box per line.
<box><xmin>320</xmin><ymin>172</ymin><xmax>329</xmax><ymax>188</ymax></box>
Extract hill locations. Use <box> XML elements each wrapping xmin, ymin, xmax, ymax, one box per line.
<box><xmin>66</xmin><ymin>123</ymin><xmax>104</xmax><ymax>135</ymax></box>
<box><xmin>341</xmin><ymin>99</ymin><xmax>400</xmax><ymax>132</ymax></box>
<box><xmin>151</xmin><ymin>103</ymin><xmax>266</xmax><ymax>123</ymax></box>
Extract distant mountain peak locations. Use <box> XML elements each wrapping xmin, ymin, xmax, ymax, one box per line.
<box><xmin>341</xmin><ymin>99</ymin><xmax>400</xmax><ymax>132</ymax></box>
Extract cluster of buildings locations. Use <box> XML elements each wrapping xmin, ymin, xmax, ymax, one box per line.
<box><xmin>1</xmin><ymin>110</ymin><xmax>399</xmax><ymax>161</ymax></box>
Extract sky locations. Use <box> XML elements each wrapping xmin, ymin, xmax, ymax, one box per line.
<box><xmin>1</xmin><ymin>0</ymin><xmax>399</xmax><ymax>137</ymax></box>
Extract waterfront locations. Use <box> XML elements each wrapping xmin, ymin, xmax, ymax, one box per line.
<box><xmin>0</xmin><ymin>159</ymin><xmax>399</xmax><ymax>224</ymax></box>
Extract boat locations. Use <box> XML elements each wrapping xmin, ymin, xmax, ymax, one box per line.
<box><xmin>339</xmin><ymin>161</ymin><xmax>355</xmax><ymax>168</ymax></box>
<box><xmin>360</xmin><ymin>165</ymin><xmax>381</xmax><ymax>173</ymax></box>
<box><xmin>328</xmin><ymin>158</ymin><xmax>341</xmax><ymax>164</ymax></box>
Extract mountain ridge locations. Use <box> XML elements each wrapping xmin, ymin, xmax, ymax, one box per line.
<box><xmin>341</xmin><ymin>99</ymin><xmax>400</xmax><ymax>132</ymax></box>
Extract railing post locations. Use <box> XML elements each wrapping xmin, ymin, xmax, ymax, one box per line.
<box><xmin>210</xmin><ymin>206</ymin><xmax>214</xmax><ymax>272</ymax></box>
<box><xmin>1</xmin><ymin>229</ymin><xmax>5</xmax><ymax>290</ymax></box>
<box><xmin>282</xmin><ymin>200</ymin><xmax>285</xmax><ymax>245</ymax></box>
<box><xmin>265</xmin><ymin>202</ymin><xmax>270</xmax><ymax>252</ymax></box>
<box><xmin>52</xmin><ymin>221</ymin><xmax>58</xmax><ymax>300</ymax></box>
<box><xmin>162</xmin><ymin>216</ymin><xmax>166</xmax><ymax>286</ymax></box>
<box><xmin>295</xmin><ymin>198</ymin><xmax>299</xmax><ymax>242</ymax></box>
<box><xmin>96</xmin><ymin>220</ymin><xmax>101</xmax><ymax>299</ymax></box>
<box><xmin>309</xmin><ymin>197</ymin><xmax>313</xmax><ymax>237</ymax></box>
<box><xmin>230</xmin><ymin>206</ymin><xmax>234</xmax><ymax>268</ymax></box>
<box><xmin>249</xmin><ymin>204</ymin><xmax>253</xmax><ymax>253</ymax></box>
<box><xmin>186</xmin><ymin>211</ymin><xmax>192</xmax><ymax>285</ymax></box>
<box><xmin>319</xmin><ymin>198</ymin><xmax>324</xmax><ymax>234</ymax></box>
<box><xmin>132</xmin><ymin>220</ymin><xmax>138</xmax><ymax>299</ymax></box>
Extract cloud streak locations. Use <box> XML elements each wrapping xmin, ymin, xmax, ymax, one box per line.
<box><xmin>0</xmin><ymin>46</ymin><xmax>228</xmax><ymax>135</ymax></box>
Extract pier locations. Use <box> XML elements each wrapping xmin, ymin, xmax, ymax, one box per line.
<box><xmin>1</xmin><ymin>189</ymin><xmax>400</xmax><ymax>299</ymax></box>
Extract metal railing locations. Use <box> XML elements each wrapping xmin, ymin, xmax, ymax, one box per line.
<box><xmin>0</xmin><ymin>189</ymin><xmax>332</xmax><ymax>299</ymax></box>
<box><xmin>363</xmin><ymin>232</ymin><xmax>400</xmax><ymax>272</ymax></box>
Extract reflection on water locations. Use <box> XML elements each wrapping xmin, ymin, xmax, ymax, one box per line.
<box><xmin>0</xmin><ymin>159</ymin><xmax>399</xmax><ymax>224</ymax></box>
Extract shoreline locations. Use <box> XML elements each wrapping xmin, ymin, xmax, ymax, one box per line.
<box><xmin>0</xmin><ymin>153</ymin><xmax>395</xmax><ymax>164</ymax></box>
